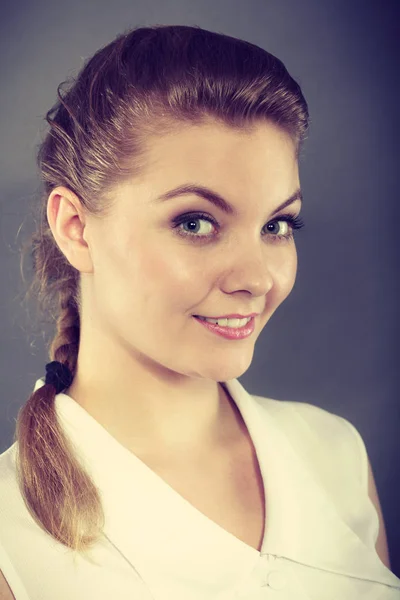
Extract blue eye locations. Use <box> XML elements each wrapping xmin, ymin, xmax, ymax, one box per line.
<box><xmin>171</xmin><ymin>211</ymin><xmax>305</xmax><ymax>243</ymax></box>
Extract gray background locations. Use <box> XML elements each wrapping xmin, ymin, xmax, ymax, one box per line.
<box><xmin>1</xmin><ymin>0</ymin><xmax>399</xmax><ymax>577</ymax></box>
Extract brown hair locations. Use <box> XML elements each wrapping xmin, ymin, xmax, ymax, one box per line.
<box><xmin>15</xmin><ymin>24</ymin><xmax>309</xmax><ymax>554</ymax></box>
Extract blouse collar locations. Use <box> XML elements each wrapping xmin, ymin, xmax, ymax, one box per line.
<box><xmin>33</xmin><ymin>377</ymin><xmax>400</xmax><ymax>594</ymax></box>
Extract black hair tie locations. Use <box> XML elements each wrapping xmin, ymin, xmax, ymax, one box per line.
<box><xmin>45</xmin><ymin>361</ymin><xmax>73</xmax><ymax>394</ymax></box>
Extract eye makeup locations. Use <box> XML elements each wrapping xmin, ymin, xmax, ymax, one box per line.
<box><xmin>170</xmin><ymin>211</ymin><xmax>305</xmax><ymax>244</ymax></box>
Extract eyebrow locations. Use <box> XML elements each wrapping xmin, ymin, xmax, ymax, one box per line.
<box><xmin>155</xmin><ymin>183</ymin><xmax>303</xmax><ymax>217</ymax></box>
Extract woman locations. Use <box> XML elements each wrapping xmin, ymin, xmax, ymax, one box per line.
<box><xmin>0</xmin><ymin>24</ymin><xmax>399</xmax><ymax>599</ymax></box>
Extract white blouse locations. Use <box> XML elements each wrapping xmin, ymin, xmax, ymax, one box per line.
<box><xmin>0</xmin><ymin>376</ymin><xmax>399</xmax><ymax>599</ymax></box>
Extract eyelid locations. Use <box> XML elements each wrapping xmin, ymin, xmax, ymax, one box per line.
<box><xmin>171</xmin><ymin>210</ymin><xmax>305</xmax><ymax>243</ymax></box>
<box><xmin>171</xmin><ymin>209</ymin><xmax>301</xmax><ymax>226</ymax></box>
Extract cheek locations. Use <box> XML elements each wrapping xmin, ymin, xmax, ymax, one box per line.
<box><xmin>136</xmin><ymin>240</ymin><xmax>207</xmax><ymax>300</ymax></box>
<box><xmin>271</xmin><ymin>247</ymin><xmax>298</xmax><ymax>300</ymax></box>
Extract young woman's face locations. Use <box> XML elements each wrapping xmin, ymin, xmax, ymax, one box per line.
<box><xmin>83</xmin><ymin>120</ymin><xmax>302</xmax><ymax>383</ymax></box>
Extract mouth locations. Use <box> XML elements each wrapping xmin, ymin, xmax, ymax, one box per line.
<box><xmin>192</xmin><ymin>315</ymin><xmax>256</xmax><ymax>339</ymax></box>
<box><xmin>193</xmin><ymin>312</ymin><xmax>259</xmax><ymax>320</ymax></box>
<box><xmin>194</xmin><ymin>315</ymin><xmax>252</xmax><ymax>326</ymax></box>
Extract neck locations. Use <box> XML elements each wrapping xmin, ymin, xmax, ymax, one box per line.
<box><xmin>66</xmin><ymin>371</ymin><xmax>244</xmax><ymax>461</ymax></box>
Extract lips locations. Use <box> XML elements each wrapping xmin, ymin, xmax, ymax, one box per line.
<box><xmin>194</xmin><ymin>313</ymin><xmax>259</xmax><ymax>319</ymax></box>
<box><xmin>193</xmin><ymin>315</ymin><xmax>256</xmax><ymax>339</ymax></box>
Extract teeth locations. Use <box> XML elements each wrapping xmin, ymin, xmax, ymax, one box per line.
<box><xmin>198</xmin><ymin>316</ymin><xmax>251</xmax><ymax>328</ymax></box>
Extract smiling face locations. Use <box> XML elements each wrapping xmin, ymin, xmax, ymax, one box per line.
<box><xmin>79</xmin><ymin>118</ymin><xmax>301</xmax><ymax>383</ymax></box>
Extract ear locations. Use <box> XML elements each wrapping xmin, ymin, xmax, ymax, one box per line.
<box><xmin>367</xmin><ymin>454</ymin><xmax>391</xmax><ymax>570</ymax></box>
<box><xmin>46</xmin><ymin>186</ymin><xmax>93</xmax><ymax>274</ymax></box>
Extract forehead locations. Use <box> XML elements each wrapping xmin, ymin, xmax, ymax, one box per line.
<box><xmin>146</xmin><ymin>120</ymin><xmax>297</xmax><ymax>175</ymax></box>
<box><xmin>108</xmin><ymin>120</ymin><xmax>300</xmax><ymax>220</ymax></box>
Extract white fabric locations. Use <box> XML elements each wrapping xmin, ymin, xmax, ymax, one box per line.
<box><xmin>0</xmin><ymin>376</ymin><xmax>399</xmax><ymax>599</ymax></box>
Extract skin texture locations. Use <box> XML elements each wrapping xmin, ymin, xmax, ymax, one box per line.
<box><xmin>44</xmin><ymin>118</ymin><xmax>391</xmax><ymax>570</ymax></box>
<box><xmin>0</xmin><ymin>570</ymin><xmax>15</xmax><ymax>599</ymax></box>
<box><xmin>367</xmin><ymin>457</ymin><xmax>391</xmax><ymax>569</ymax></box>
<box><xmin>47</xmin><ymin>119</ymin><xmax>300</xmax><ymax>458</ymax></box>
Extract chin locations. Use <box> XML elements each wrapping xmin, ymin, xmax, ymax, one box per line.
<box><xmin>192</xmin><ymin>360</ymin><xmax>253</xmax><ymax>383</ymax></box>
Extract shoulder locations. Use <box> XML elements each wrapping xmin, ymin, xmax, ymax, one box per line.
<box><xmin>0</xmin><ymin>444</ymin><xmax>20</xmax><ymax>507</ymax></box>
<box><xmin>0</xmin><ymin>569</ymin><xmax>16</xmax><ymax>600</ymax></box>
<box><xmin>0</xmin><ymin>443</ymin><xmax>35</xmax><ymax>564</ymax></box>
<box><xmin>251</xmin><ymin>393</ymin><xmax>391</xmax><ymax>570</ymax></box>
<box><xmin>0</xmin><ymin>443</ymin><xmax>18</xmax><ymax>499</ymax></box>
<box><xmin>366</xmin><ymin>452</ymin><xmax>391</xmax><ymax>569</ymax></box>
<box><xmin>0</xmin><ymin>537</ymin><xmax>28</xmax><ymax>600</ymax></box>
<box><xmin>251</xmin><ymin>394</ymin><xmax>360</xmax><ymax>456</ymax></box>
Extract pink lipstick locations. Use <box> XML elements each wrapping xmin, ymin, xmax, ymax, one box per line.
<box><xmin>192</xmin><ymin>315</ymin><xmax>255</xmax><ymax>340</ymax></box>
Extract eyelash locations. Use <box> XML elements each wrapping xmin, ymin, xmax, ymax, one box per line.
<box><xmin>171</xmin><ymin>211</ymin><xmax>305</xmax><ymax>243</ymax></box>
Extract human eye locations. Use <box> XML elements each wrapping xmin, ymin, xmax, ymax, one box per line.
<box><xmin>171</xmin><ymin>212</ymin><xmax>218</xmax><ymax>240</ymax></box>
<box><xmin>170</xmin><ymin>211</ymin><xmax>305</xmax><ymax>243</ymax></box>
<box><xmin>265</xmin><ymin>213</ymin><xmax>305</xmax><ymax>243</ymax></box>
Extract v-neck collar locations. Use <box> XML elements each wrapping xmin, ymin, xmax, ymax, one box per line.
<box><xmin>33</xmin><ymin>376</ymin><xmax>400</xmax><ymax>594</ymax></box>
<box><xmin>223</xmin><ymin>380</ymin><xmax>400</xmax><ymax>588</ymax></box>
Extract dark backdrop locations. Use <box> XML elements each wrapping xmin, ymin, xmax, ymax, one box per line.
<box><xmin>1</xmin><ymin>0</ymin><xmax>399</xmax><ymax>577</ymax></box>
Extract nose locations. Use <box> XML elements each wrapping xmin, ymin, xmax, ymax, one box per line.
<box><xmin>221</xmin><ymin>244</ymin><xmax>276</xmax><ymax>298</ymax></box>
